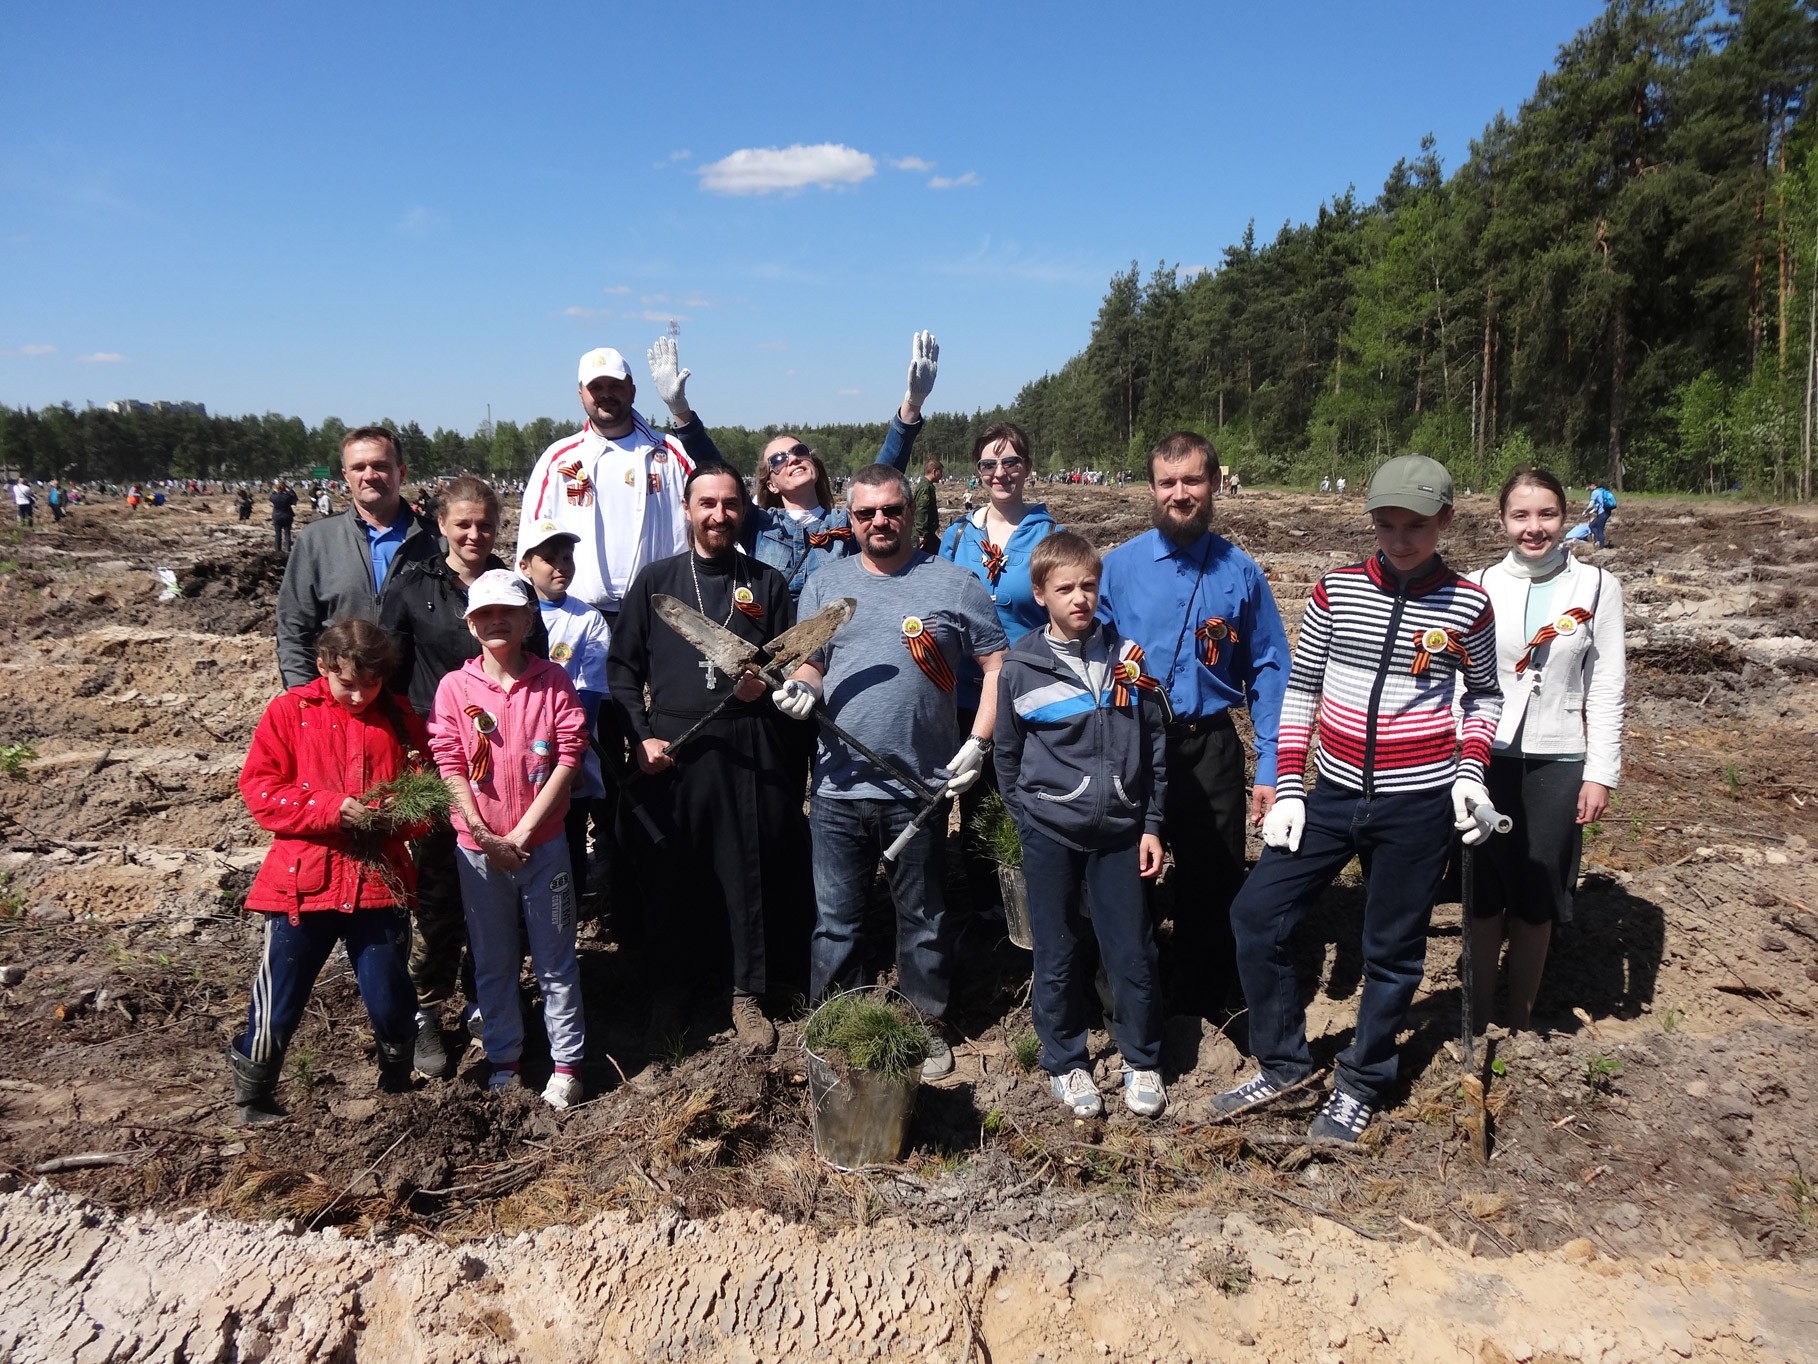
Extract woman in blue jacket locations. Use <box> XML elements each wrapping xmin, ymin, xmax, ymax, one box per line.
<box><xmin>939</xmin><ymin>421</ymin><xmax>1060</xmax><ymax>915</ymax></box>
<box><xmin>744</xmin><ymin>332</ymin><xmax>937</xmax><ymax>601</ymax></box>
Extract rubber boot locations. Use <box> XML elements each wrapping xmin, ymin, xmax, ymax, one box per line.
<box><xmin>227</xmin><ymin>1036</ymin><xmax>286</xmax><ymax>1125</ymax></box>
<box><xmin>376</xmin><ymin>1040</ymin><xmax>414</xmax><ymax>1095</ymax></box>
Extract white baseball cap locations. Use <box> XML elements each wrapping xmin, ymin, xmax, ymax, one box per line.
<box><xmin>464</xmin><ymin>569</ymin><xmax>535</xmax><ymax>617</ymax></box>
<box><xmin>520</xmin><ymin>519</ymin><xmax>581</xmax><ymax>557</ymax></box>
<box><xmin>578</xmin><ymin>347</ymin><xmax>632</xmax><ymax>386</ymax></box>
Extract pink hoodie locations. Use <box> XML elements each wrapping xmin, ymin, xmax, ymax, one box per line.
<box><xmin>430</xmin><ymin>655</ymin><xmax>588</xmax><ymax>852</ymax></box>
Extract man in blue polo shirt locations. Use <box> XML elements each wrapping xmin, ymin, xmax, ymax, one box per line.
<box><xmin>1099</xmin><ymin>431</ymin><xmax>1291</xmax><ymax>1020</ymax></box>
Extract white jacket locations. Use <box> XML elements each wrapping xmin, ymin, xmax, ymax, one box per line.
<box><xmin>516</xmin><ymin>416</ymin><xmax>696</xmax><ymax>612</ymax></box>
<box><xmin>1471</xmin><ymin>554</ymin><xmax>1625</xmax><ymax>789</ymax></box>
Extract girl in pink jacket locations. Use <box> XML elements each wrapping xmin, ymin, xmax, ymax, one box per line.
<box><xmin>431</xmin><ymin>570</ymin><xmax>589</xmax><ymax>1108</ymax></box>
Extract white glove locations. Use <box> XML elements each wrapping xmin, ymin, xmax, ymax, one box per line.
<box><xmin>771</xmin><ymin>678</ymin><xmax>818</xmax><ymax>721</ymax></box>
<box><xmin>937</xmin><ymin>735</ymin><xmax>988</xmax><ymax>795</ymax></box>
<box><xmin>1261</xmin><ymin>796</ymin><xmax>1305</xmax><ymax>853</ymax></box>
<box><xmin>647</xmin><ymin>335</ymin><xmax>692</xmax><ymax>421</ymax></box>
<box><xmin>903</xmin><ymin>330</ymin><xmax>939</xmax><ymax>414</ymax></box>
<box><xmin>1452</xmin><ymin>778</ymin><xmax>1495</xmax><ymax>846</ymax></box>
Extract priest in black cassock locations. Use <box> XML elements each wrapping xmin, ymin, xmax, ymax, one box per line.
<box><xmin>606</xmin><ymin>464</ymin><xmax>808</xmax><ymax>1054</ymax></box>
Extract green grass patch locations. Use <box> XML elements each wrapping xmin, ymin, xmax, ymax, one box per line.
<box><xmin>970</xmin><ymin>792</ymin><xmax>1021</xmax><ymax>869</ymax></box>
<box><xmin>805</xmin><ymin>991</ymin><xmax>932</xmax><ymax>1080</ymax></box>
<box><xmin>0</xmin><ymin>742</ymin><xmax>36</xmax><ymax>780</ymax></box>
<box><xmin>1011</xmin><ymin>1030</ymin><xmax>1041</xmax><ymax>1073</ymax></box>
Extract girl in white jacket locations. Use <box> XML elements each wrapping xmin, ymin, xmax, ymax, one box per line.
<box><xmin>1469</xmin><ymin>468</ymin><xmax>1625</xmax><ymax>1031</ymax></box>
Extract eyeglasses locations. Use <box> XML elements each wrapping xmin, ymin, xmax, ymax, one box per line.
<box><xmin>850</xmin><ymin>503</ymin><xmax>907</xmax><ymax>523</ymax></box>
<box><xmin>977</xmin><ymin>456</ymin><xmax>1027</xmax><ymax>474</ymax></box>
<box><xmin>765</xmin><ymin>444</ymin><xmax>813</xmax><ymax>472</ymax></box>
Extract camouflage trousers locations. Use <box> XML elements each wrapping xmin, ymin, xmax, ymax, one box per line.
<box><xmin>408</xmin><ymin>823</ymin><xmax>472</xmax><ymax>1009</ymax></box>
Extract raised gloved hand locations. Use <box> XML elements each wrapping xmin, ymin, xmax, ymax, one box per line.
<box><xmin>936</xmin><ymin>734</ymin><xmax>989</xmax><ymax>795</ymax></box>
<box><xmin>771</xmin><ymin>678</ymin><xmax>818</xmax><ymax>721</ymax></box>
<box><xmin>647</xmin><ymin>335</ymin><xmax>693</xmax><ymax>421</ymax></box>
<box><xmin>1452</xmin><ymin>778</ymin><xmax>1495</xmax><ymax>846</ymax></box>
<box><xmin>902</xmin><ymin>330</ymin><xmax>939</xmax><ymax>417</ymax></box>
<box><xmin>1261</xmin><ymin>796</ymin><xmax>1305</xmax><ymax>853</ymax></box>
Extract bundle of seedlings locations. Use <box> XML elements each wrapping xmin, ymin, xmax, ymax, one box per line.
<box><xmin>345</xmin><ymin>767</ymin><xmax>454</xmax><ymax>900</ymax></box>
<box><xmin>969</xmin><ymin>791</ymin><xmax>1022</xmax><ymax>869</ymax></box>
<box><xmin>803</xmin><ymin>990</ymin><xmax>932</xmax><ymax>1083</ymax></box>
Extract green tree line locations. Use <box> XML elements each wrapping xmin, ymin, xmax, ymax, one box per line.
<box><xmin>1010</xmin><ymin>0</ymin><xmax>1818</xmax><ymax>497</ymax></box>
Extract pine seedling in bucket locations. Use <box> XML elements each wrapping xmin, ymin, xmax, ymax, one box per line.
<box><xmin>970</xmin><ymin>792</ymin><xmax>1032</xmax><ymax>949</ymax></box>
<box><xmin>802</xmin><ymin>989</ymin><xmax>933</xmax><ymax>1169</ymax></box>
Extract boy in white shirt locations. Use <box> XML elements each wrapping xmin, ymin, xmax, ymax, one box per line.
<box><xmin>520</xmin><ymin>520</ymin><xmax>612</xmax><ymax>907</ymax></box>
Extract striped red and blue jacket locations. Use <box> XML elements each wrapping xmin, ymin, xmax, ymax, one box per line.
<box><xmin>1275</xmin><ymin>554</ymin><xmax>1500</xmax><ymax>800</ymax></box>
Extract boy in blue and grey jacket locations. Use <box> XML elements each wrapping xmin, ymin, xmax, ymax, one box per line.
<box><xmin>993</xmin><ymin>531</ymin><xmax>1170</xmax><ymax>1119</ymax></box>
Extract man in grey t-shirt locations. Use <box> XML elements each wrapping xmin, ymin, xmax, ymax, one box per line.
<box><xmin>777</xmin><ymin>464</ymin><xmax>1008</xmax><ymax>1079</ymax></box>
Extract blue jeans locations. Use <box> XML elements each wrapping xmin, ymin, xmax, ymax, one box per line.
<box><xmin>456</xmin><ymin>838</ymin><xmax>584</xmax><ymax>1067</ymax></box>
<box><xmin>1586</xmin><ymin>511</ymin><xmax>1609</xmax><ymax>547</ymax></box>
<box><xmin>809</xmin><ymin>796</ymin><xmax>951</xmax><ymax>1019</ymax></box>
<box><xmin>1021</xmin><ymin>823</ymin><xmax>1161</xmax><ymax>1073</ymax></box>
<box><xmin>238</xmin><ymin>909</ymin><xmax>414</xmax><ymax>1064</ymax></box>
<box><xmin>1230</xmin><ymin>783</ymin><xmax>1453</xmax><ymax>1104</ymax></box>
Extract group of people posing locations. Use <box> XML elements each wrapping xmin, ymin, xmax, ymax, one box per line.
<box><xmin>228</xmin><ymin>331</ymin><xmax>1624</xmax><ymax>1147</ymax></box>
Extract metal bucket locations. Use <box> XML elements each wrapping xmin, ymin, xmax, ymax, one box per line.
<box><xmin>804</xmin><ymin>988</ymin><xmax>923</xmax><ymax>1171</ymax></box>
<box><xmin>998</xmin><ymin>865</ymin><xmax>1033</xmax><ymax>950</ymax></box>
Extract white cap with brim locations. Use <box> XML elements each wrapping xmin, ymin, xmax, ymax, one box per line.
<box><xmin>464</xmin><ymin>568</ymin><xmax>535</xmax><ymax>617</ymax></box>
<box><xmin>520</xmin><ymin>519</ymin><xmax>582</xmax><ymax>560</ymax></box>
<box><xmin>578</xmin><ymin>347</ymin><xmax>632</xmax><ymax>386</ymax></box>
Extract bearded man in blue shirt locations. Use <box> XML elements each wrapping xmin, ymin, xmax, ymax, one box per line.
<box><xmin>1098</xmin><ymin>432</ymin><xmax>1291</xmax><ymax>1020</ymax></box>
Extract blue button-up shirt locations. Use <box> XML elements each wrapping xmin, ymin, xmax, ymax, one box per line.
<box><xmin>361</xmin><ymin>507</ymin><xmax>411</xmax><ymax>595</ymax></box>
<box><xmin>1098</xmin><ymin>528</ymin><xmax>1291</xmax><ymax>786</ymax></box>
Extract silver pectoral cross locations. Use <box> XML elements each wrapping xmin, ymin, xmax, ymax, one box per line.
<box><xmin>699</xmin><ymin>658</ymin><xmax>719</xmax><ymax>690</ymax></box>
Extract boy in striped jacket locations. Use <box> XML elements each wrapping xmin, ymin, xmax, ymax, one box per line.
<box><xmin>1213</xmin><ymin>455</ymin><xmax>1503</xmax><ymax>1143</ymax></box>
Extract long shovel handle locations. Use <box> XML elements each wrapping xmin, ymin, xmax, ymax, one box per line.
<box><xmin>1460</xmin><ymin>840</ymin><xmax>1476</xmax><ymax>1072</ymax></box>
<box><xmin>655</xmin><ymin>694</ymin><xmax>741</xmax><ymax>763</ymax></box>
<box><xmin>883</xmin><ymin>777</ymin><xmax>954</xmax><ymax>862</ymax></box>
<box><xmin>762</xmin><ymin>664</ymin><xmax>940</xmax><ymax>808</ymax></box>
<box><xmin>588</xmin><ymin>729</ymin><xmax>666</xmax><ymax>847</ymax></box>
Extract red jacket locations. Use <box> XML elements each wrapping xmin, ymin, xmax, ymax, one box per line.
<box><xmin>239</xmin><ymin>678</ymin><xmax>433</xmax><ymax>920</ymax></box>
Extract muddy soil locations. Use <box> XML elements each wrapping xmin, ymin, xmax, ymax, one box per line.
<box><xmin>0</xmin><ymin>489</ymin><xmax>1813</xmax><ymax>1361</ymax></box>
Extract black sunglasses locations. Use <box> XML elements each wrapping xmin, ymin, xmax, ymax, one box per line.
<box><xmin>850</xmin><ymin>503</ymin><xmax>907</xmax><ymax>523</ymax></box>
<box><xmin>977</xmin><ymin>456</ymin><xmax>1027</xmax><ymax>474</ymax></box>
<box><xmin>765</xmin><ymin>444</ymin><xmax>813</xmax><ymax>472</ymax></box>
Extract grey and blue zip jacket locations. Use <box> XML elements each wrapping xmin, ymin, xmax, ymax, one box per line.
<box><xmin>992</xmin><ymin>621</ymin><xmax>1168</xmax><ymax>853</ymax></box>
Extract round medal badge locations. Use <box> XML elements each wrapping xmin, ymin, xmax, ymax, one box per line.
<box><xmin>1554</xmin><ymin>614</ymin><xmax>1578</xmax><ymax>636</ymax></box>
<box><xmin>1118</xmin><ymin>659</ymin><xmax>1140</xmax><ymax>681</ymax></box>
<box><xmin>902</xmin><ymin>615</ymin><xmax>925</xmax><ymax>638</ymax></box>
<box><xmin>550</xmin><ymin>642</ymin><xmax>573</xmax><ymax>662</ymax></box>
<box><xmin>472</xmin><ymin>710</ymin><xmax>497</xmax><ymax>735</ymax></box>
<box><xmin>1421</xmin><ymin>628</ymin><xmax>1449</xmax><ymax>653</ymax></box>
<box><xmin>735</xmin><ymin>586</ymin><xmax>754</xmax><ymax>606</ymax></box>
<box><xmin>1205</xmin><ymin>620</ymin><xmax>1228</xmax><ymax>641</ymax></box>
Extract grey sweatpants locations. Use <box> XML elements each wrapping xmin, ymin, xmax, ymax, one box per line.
<box><xmin>455</xmin><ymin>837</ymin><xmax>584</xmax><ymax>1068</ymax></box>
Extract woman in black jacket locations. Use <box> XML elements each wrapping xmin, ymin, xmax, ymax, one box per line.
<box><xmin>378</xmin><ymin>475</ymin><xmax>548</xmax><ymax>1077</ymax></box>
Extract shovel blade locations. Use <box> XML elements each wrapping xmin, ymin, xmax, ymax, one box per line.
<box><xmin>765</xmin><ymin>597</ymin><xmax>856</xmax><ymax>675</ymax></box>
<box><xmin>653</xmin><ymin>594</ymin><xmax>759</xmax><ymax>676</ymax></box>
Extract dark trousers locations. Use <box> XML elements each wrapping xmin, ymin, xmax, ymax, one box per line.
<box><xmin>273</xmin><ymin>520</ymin><xmax>293</xmax><ymax>553</ymax></box>
<box><xmin>1231</xmin><ymin>782</ymin><xmax>1452</xmax><ymax>1105</ymax></box>
<box><xmin>237</xmin><ymin>909</ymin><xmax>414</xmax><ymax>1064</ymax></box>
<box><xmin>408</xmin><ymin>823</ymin><xmax>473</xmax><ymax>1010</ymax></box>
<box><xmin>955</xmin><ymin>706</ymin><xmax>1003</xmax><ymax>915</ymax></box>
<box><xmin>810</xmin><ymin>796</ymin><xmax>951</xmax><ymax>1020</ymax></box>
<box><xmin>562</xmin><ymin>797</ymin><xmax>600</xmax><ymax>906</ymax></box>
<box><xmin>1022</xmin><ymin>822</ymin><xmax>1161</xmax><ymax>1072</ymax></box>
<box><xmin>1162</xmin><ymin>714</ymin><xmax>1248</xmax><ymax>1015</ymax></box>
<box><xmin>49</xmin><ymin>502</ymin><xmax>63</xmax><ymax>523</ymax></box>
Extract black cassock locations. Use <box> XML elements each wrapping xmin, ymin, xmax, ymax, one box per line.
<box><xmin>606</xmin><ymin>549</ymin><xmax>811</xmax><ymax>997</ymax></box>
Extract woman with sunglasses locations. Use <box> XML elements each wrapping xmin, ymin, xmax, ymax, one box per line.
<box><xmin>746</xmin><ymin>332</ymin><xmax>939</xmax><ymax>602</ymax></box>
<box><xmin>938</xmin><ymin>422</ymin><xmax>1061</xmax><ymax>918</ymax></box>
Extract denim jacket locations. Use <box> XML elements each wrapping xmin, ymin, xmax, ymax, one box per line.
<box><xmin>743</xmin><ymin>412</ymin><xmax>922</xmax><ymax>600</ymax></box>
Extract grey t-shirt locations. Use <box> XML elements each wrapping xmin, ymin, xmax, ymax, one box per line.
<box><xmin>800</xmin><ymin>552</ymin><xmax>1009</xmax><ymax>801</ymax></box>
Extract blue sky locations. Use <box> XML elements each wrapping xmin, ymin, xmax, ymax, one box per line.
<box><xmin>2</xmin><ymin>2</ymin><xmax>1602</xmax><ymax>433</ymax></box>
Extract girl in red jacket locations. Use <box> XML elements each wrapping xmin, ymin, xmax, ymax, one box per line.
<box><xmin>230</xmin><ymin>619</ymin><xmax>433</xmax><ymax>1124</ymax></box>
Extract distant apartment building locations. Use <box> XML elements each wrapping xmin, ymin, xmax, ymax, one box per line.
<box><xmin>107</xmin><ymin>399</ymin><xmax>207</xmax><ymax>415</ymax></box>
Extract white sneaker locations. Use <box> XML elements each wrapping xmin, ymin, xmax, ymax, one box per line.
<box><xmin>1122</xmin><ymin>1068</ymin><xmax>1167</xmax><ymax>1117</ymax></box>
<box><xmin>487</xmin><ymin>1067</ymin><xmax>521</xmax><ymax>1093</ymax></box>
<box><xmin>921</xmin><ymin>1033</ymin><xmax>955</xmax><ymax>1081</ymax></box>
<box><xmin>541</xmin><ymin>1073</ymin><xmax>583</xmax><ymax>1110</ymax></box>
<box><xmin>1051</xmin><ymin>1068</ymin><xmax>1103</xmax><ymax>1117</ymax></box>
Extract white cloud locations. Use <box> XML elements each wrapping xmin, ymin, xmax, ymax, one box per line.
<box><xmin>680</xmin><ymin>297</ymin><xmax>713</xmax><ymax>309</ymax></box>
<box><xmin>890</xmin><ymin>156</ymin><xmax>935</xmax><ymax>172</ymax></box>
<box><xmin>640</xmin><ymin>294</ymin><xmax>668</xmax><ymax>304</ymax></box>
<box><xmin>652</xmin><ymin>148</ymin><xmax>693</xmax><ymax>169</ymax></box>
<box><xmin>625</xmin><ymin>310</ymin><xmax>686</xmax><ymax>323</ymax></box>
<box><xmin>928</xmin><ymin>172</ymin><xmax>979</xmax><ymax>190</ymax></box>
<box><xmin>78</xmin><ymin>352</ymin><xmax>129</xmax><ymax>363</ymax></box>
<box><xmin>837</xmin><ymin>388</ymin><xmax>860</xmax><ymax>396</ymax></box>
<box><xmin>755</xmin><ymin>341</ymin><xmax>788</xmax><ymax>351</ymax></box>
<box><xmin>697</xmin><ymin>143</ymin><xmax>876</xmax><ymax>196</ymax></box>
<box><xmin>1</xmin><ymin>344</ymin><xmax>55</xmax><ymax>356</ymax></box>
<box><xmin>562</xmin><ymin>306</ymin><xmax>611</xmax><ymax>318</ymax></box>
<box><xmin>395</xmin><ymin>206</ymin><xmax>445</xmax><ymax>236</ymax></box>
<box><xmin>602</xmin><ymin>285</ymin><xmax>631</xmax><ymax>295</ymax></box>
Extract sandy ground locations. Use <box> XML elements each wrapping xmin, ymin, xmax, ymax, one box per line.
<box><xmin>0</xmin><ymin>486</ymin><xmax>1813</xmax><ymax>1361</ymax></box>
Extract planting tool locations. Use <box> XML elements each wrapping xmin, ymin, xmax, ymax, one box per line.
<box><xmin>652</xmin><ymin>594</ymin><xmax>940</xmax><ymax>812</ymax></box>
<box><xmin>1458</xmin><ymin>800</ymin><xmax>1512</xmax><ymax>1165</ymax></box>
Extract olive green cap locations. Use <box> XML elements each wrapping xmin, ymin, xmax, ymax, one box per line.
<box><xmin>1365</xmin><ymin>454</ymin><xmax>1453</xmax><ymax>516</ymax></box>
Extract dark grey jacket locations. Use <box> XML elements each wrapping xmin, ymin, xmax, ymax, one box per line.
<box><xmin>993</xmin><ymin>622</ymin><xmax>1168</xmax><ymax>852</ymax></box>
<box><xmin>275</xmin><ymin>504</ymin><xmax>440</xmax><ymax>688</ymax></box>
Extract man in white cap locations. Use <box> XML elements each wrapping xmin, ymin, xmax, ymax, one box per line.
<box><xmin>515</xmin><ymin>338</ymin><xmax>723</xmax><ymax>624</ymax></box>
